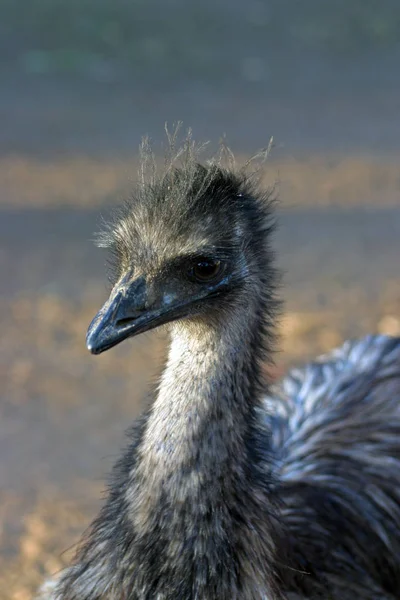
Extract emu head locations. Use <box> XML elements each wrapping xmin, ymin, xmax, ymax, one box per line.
<box><xmin>87</xmin><ymin>162</ymin><xmax>276</xmax><ymax>355</ymax></box>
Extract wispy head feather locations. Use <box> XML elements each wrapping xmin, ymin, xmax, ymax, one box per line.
<box><xmin>95</xmin><ymin>125</ymin><xmax>277</xmax><ymax>289</ymax></box>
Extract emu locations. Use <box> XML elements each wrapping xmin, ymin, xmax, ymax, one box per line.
<box><xmin>38</xmin><ymin>131</ymin><xmax>400</xmax><ymax>600</ymax></box>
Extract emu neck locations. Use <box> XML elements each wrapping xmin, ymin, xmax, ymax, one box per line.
<box><xmin>126</xmin><ymin>311</ymin><xmax>283</xmax><ymax>598</ymax></box>
<box><xmin>139</xmin><ymin>312</ymin><xmax>265</xmax><ymax>487</ymax></box>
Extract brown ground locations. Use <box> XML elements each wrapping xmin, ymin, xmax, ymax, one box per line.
<box><xmin>0</xmin><ymin>70</ymin><xmax>399</xmax><ymax>599</ymax></box>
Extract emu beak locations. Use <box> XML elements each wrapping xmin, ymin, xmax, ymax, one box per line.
<box><xmin>86</xmin><ymin>275</ymin><xmax>171</xmax><ymax>355</ymax></box>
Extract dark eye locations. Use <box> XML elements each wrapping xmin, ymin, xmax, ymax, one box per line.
<box><xmin>191</xmin><ymin>258</ymin><xmax>221</xmax><ymax>283</ymax></box>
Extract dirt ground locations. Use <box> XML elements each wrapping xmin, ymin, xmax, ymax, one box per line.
<box><xmin>0</xmin><ymin>69</ymin><xmax>399</xmax><ymax>599</ymax></box>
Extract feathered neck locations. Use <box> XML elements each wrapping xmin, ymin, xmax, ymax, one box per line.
<box><xmin>120</xmin><ymin>295</ymin><xmax>284</xmax><ymax>599</ymax></box>
<box><xmin>134</xmin><ymin>320</ymin><xmax>260</xmax><ymax>502</ymax></box>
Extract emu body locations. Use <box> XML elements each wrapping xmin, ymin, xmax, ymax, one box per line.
<box><xmin>38</xmin><ymin>137</ymin><xmax>400</xmax><ymax>600</ymax></box>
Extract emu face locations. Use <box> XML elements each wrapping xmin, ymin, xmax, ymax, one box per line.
<box><xmin>87</xmin><ymin>165</ymin><xmax>272</xmax><ymax>354</ymax></box>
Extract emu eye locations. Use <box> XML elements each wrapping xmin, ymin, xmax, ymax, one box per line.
<box><xmin>190</xmin><ymin>258</ymin><xmax>221</xmax><ymax>283</ymax></box>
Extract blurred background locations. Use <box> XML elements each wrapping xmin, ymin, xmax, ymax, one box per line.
<box><xmin>0</xmin><ymin>1</ymin><xmax>399</xmax><ymax>597</ymax></box>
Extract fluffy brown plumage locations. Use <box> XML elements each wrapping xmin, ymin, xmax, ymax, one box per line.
<box><xmin>37</xmin><ymin>129</ymin><xmax>400</xmax><ymax>600</ymax></box>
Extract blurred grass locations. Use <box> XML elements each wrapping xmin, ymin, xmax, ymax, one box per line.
<box><xmin>1</xmin><ymin>0</ymin><xmax>400</xmax><ymax>78</ymax></box>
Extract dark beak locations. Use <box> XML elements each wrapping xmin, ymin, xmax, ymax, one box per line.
<box><xmin>86</xmin><ymin>275</ymin><xmax>173</xmax><ymax>355</ymax></box>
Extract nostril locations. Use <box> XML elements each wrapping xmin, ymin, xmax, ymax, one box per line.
<box><xmin>116</xmin><ymin>317</ymin><xmax>136</xmax><ymax>327</ymax></box>
<box><xmin>116</xmin><ymin>305</ymin><xmax>147</xmax><ymax>327</ymax></box>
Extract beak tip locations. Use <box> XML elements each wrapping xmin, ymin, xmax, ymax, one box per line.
<box><xmin>86</xmin><ymin>328</ymin><xmax>100</xmax><ymax>355</ymax></box>
<box><xmin>86</xmin><ymin>340</ymin><xmax>104</xmax><ymax>355</ymax></box>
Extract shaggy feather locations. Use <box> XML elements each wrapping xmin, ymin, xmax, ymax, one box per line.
<box><xmin>37</xmin><ymin>129</ymin><xmax>400</xmax><ymax>600</ymax></box>
<box><xmin>267</xmin><ymin>335</ymin><xmax>400</xmax><ymax>598</ymax></box>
